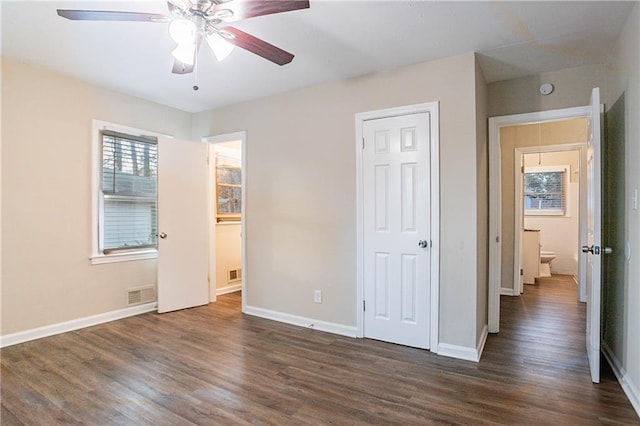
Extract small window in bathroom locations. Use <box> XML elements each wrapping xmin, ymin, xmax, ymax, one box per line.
<box><xmin>524</xmin><ymin>166</ymin><xmax>567</xmax><ymax>216</ymax></box>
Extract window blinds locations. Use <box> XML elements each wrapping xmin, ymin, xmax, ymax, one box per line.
<box><xmin>101</xmin><ymin>131</ymin><xmax>158</xmax><ymax>253</ymax></box>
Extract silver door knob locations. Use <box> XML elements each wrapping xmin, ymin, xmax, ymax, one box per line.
<box><xmin>582</xmin><ymin>245</ymin><xmax>611</xmax><ymax>255</ymax></box>
<box><xmin>418</xmin><ymin>240</ymin><xmax>428</xmax><ymax>248</ymax></box>
<box><xmin>160</xmin><ymin>232</ymin><xmax>167</xmax><ymax>239</ymax></box>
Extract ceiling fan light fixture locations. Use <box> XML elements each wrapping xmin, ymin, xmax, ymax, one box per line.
<box><xmin>206</xmin><ymin>32</ymin><xmax>235</xmax><ymax>61</ymax></box>
<box><xmin>169</xmin><ymin>19</ymin><xmax>197</xmax><ymax>45</ymax></box>
<box><xmin>171</xmin><ymin>42</ymin><xmax>197</xmax><ymax>65</ymax></box>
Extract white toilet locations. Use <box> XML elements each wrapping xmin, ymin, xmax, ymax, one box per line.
<box><xmin>539</xmin><ymin>251</ymin><xmax>556</xmax><ymax>277</ymax></box>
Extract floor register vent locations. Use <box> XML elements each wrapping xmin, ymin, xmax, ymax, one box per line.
<box><xmin>228</xmin><ymin>268</ymin><xmax>242</xmax><ymax>283</ymax></box>
<box><xmin>127</xmin><ymin>286</ymin><xmax>156</xmax><ymax>306</ymax></box>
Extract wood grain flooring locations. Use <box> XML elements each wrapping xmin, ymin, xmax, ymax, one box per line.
<box><xmin>2</xmin><ymin>277</ymin><xmax>638</xmax><ymax>425</ymax></box>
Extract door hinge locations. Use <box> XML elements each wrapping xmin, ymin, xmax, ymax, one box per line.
<box><xmin>520</xmin><ymin>269</ymin><xmax>523</xmax><ymax>276</ymax></box>
<box><xmin>363</xmin><ymin>300</ymin><xmax>366</xmax><ymax>311</ymax></box>
<box><xmin>362</xmin><ymin>137</ymin><xmax>365</xmax><ymax>150</ymax></box>
<box><xmin>207</xmin><ymin>155</ymin><xmax>210</xmax><ymax>166</ymax></box>
<box><xmin>521</xmin><ymin>165</ymin><xmax>524</xmax><ymax>173</ymax></box>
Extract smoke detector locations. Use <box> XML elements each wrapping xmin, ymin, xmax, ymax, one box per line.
<box><xmin>539</xmin><ymin>83</ymin><xmax>554</xmax><ymax>95</ymax></box>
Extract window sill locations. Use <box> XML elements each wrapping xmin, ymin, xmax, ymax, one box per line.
<box><xmin>525</xmin><ymin>210</ymin><xmax>565</xmax><ymax>217</ymax></box>
<box><xmin>90</xmin><ymin>249</ymin><xmax>157</xmax><ymax>265</ymax></box>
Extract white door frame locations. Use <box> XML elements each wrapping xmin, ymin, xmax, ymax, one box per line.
<box><xmin>513</xmin><ymin>144</ymin><xmax>586</xmax><ymax>297</ymax></box>
<box><xmin>355</xmin><ymin>102</ymin><xmax>440</xmax><ymax>352</ymax></box>
<box><xmin>202</xmin><ymin>131</ymin><xmax>247</xmax><ymax>313</ymax></box>
<box><xmin>489</xmin><ymin>106</ymin><xmax>590</xmax><ymax>333</ymax></box>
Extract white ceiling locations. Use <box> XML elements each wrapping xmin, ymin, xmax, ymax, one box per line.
<box><xmin>1</xmin><ymin>1</ymin><xmax>634</xmax><ymax>113</ymax></box>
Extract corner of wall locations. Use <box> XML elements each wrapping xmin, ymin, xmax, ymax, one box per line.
<box><xmin>474</xmin><ymin>54</ymin><xmax>490</xmax><ymax>345</ymax></box>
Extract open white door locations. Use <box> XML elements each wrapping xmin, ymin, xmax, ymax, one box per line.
<box><xmin>157</xmin><ymin>138</ymin><xmax>210</xmax><ymax>313</ymax></box>
<box><xmin>583</xmin><ymin>87</ymin><xmax>602</xmax><ymax>383</ymax></box>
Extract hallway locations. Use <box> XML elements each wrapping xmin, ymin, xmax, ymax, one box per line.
<box><xmin>482</xmin><ymin>274</ymin><xmax>637</xmax><ymax>422</ymax></box>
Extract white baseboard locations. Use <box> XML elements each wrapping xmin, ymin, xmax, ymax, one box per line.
<box><xmin>216</xmin><ymin>283</ymin><xmax>242</xmax><ymax>296</ymax></box>
<box><xmin>476</xmin><ymin>324</ymin><xmax>488</xmax><ymax>361</ymax></box>
<box><xmin>438</xmin><ymin>325</ymin><xmax>487</xmax><ymax>363</ymax></box>
<box><xmin>243</xmin><ymin>305</ymin><xmax>357</xmax><ymax>338</ymax></box>
<box><xmin>437</xmin><ymin>343</ymin><xmax>479</xmax><ymax>362</ymax></box>
<box><xmin>501</xmin><ymin>287</ymin><xmax>515</xmax><ymax>296</ymax></box>
<box><xmin>602</xmin><ymin>342</ymin><xmax>640</xmax><ymax>417</ymax></box>
<box><xmin>0</xmin><ymin>302</ymin><xmax>157</xmax><ymax>348</ymax></box>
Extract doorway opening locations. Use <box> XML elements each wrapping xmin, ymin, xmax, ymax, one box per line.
<box><xmin>512</xmin><ymin>140</ymin><xmax>586</xmax><ymax>299</ymax></box>
<box><xmin>203</xmin><ymin>132</ymin><xmax>247</xmax><ymax>312</ymax></box>
<box><xmin>489</xmin><ymin>87</ymin><xmax>602</xmax><ymax>383</ymax></box>
<box><xmin>518</xmin><ymin>149</ymin><xmax>582</xmax><ymax>290</ymax></box>
<box><xmin>488</xmin><ymin>106</ymin><xmax>591</xmax><ymax>333</ymax></box>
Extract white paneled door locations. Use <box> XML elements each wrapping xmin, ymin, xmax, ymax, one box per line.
<box><xmin>584</xmin><ymin>87</ymin><xmax>602</xmax><ymax>383</ymax></box>
<box><xmin>157</xmin><ymin>139</ymin><xmax>210</xmax><ymax>313</ymax></box>
<box><xmin>363</xmin><ymin>113</ymin><xmax>431</xmax><ymax>349</ymax></box>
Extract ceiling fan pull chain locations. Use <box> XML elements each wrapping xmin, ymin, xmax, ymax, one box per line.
<box><xmin>193</xmin><ymin>48</ymin><xmax>200</xmax><ymax>91</ymax></box>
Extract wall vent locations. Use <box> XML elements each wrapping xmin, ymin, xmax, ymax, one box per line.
<box><xmin>228</xmin><ymin>268</ymin><xmax>242</xmax><ymax>283</ymax></box>
<box><xmin>127</xmin><ymin>286</ymin><xmax>156</xmax><ymax>306</ymax></box>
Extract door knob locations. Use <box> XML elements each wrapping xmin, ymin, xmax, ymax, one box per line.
<box><xmin>582</xmin><ymin>245</ymin><xmax>611</xmax><ymax>255</ymax></box>
<box><xmin>418</xmin><ymin>240</ymin><xmax>428</xmax><ymax>248</ymax></box>
<box><xmin>160</xmin><ymin>232</ymin><xmax>167</xmax><ymax>239</ymax></box>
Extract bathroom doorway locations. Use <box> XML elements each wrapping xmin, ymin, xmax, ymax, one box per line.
<box><xmin>488</xmin><ymin>104</ymin><xmax>595</xmax><ymax>334</ymax></box>
<box><xmin>495</xmin><ymin>118</ymin><xmax>588</xmax><ymax>302</ymax></box>
<box><xmin>203</xmin><ymin>132</ymin><xmax>246</xmax><ymax>311</ymax></box>
<box><xmin>514</xmin><ymin>146</ymin><xmax>584</xmax><ymax>296</ymax></box>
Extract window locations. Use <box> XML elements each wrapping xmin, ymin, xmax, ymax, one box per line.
<box><xmin>216</xmin><ymin>163</ymin><xmax>241</xmax><ymax>222</ymax></box>
<box><xmin>524</xmin><ymin>165</ymin><xmax>568</xmax><ymax>216</ymax></box>
<box><xmin>92</xmin><ymin>121</ymin><xmax>164</xmax><ymax>264</ymax></box>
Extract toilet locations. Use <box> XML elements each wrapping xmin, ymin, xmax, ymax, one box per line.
<box><xmin>540</xmin><ymin>251</ymin><xmax>556</xmax><ymax>264</ymax></box>
<box><xmin>539</xmin><ymin>251</ymin><xmax>556</xmax><ymax>277</ymax></box>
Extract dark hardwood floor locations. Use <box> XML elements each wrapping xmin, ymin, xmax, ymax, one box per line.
<box><xmin>2</xmin><ymin>278</ymin><xmax>638</xmax><ymax>425</ymax></box>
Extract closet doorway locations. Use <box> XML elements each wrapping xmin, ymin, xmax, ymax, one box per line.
<box><xmin>203</xmin><ymin>132</ymin><xmax>246</xmax><ymax>310</ymax></box>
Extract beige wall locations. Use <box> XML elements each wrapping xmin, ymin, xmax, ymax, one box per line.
<box><xmin>215</xmin><ymin>223</ymin><xmax>242</xmax><ymax>290</ymax></box>
<box><xmin>499</xmin><ymin>119</ymin><xmax>587</xmax><ymax>292</ymax></box>
<box><xmin>488</xmin><ymin>64</ymin><xmax>606</xmax><ymax>117</ymax></box>
<box><xmin>193</xmin><ymin>52</ymin><xmax>486</xmax><ymax>349</ymax></box>
<box><xmin>1</xmin><ymin>59</ymin><xmax>192</xmax><ymax>335</ymax></box>
<box><xmin>475</xmin><ymin>57</ymin><xmax>489</xmax><ymax>344</ymax></box>
<box><xmin>604</xmin><ymin>2</ymin><xmax>640</xmax><ymax>412</ymax></box>
<box><xmin>523</xmin><ymin>151</ymin><xmax>580</xmax><ymax>276</ymax></box>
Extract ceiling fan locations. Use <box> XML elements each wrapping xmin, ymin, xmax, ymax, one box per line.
<box><xmin>57</xmin><ymin>0</ymin><xmax>310</xmax><ymax>76</ymax></box>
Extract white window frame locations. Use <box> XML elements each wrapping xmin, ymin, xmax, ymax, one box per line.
<box><xmin>523</xmin><ymin>165</ymin><xmax>569</xmax><ymax>217</ymax></box>
<box><xmin>91</xmin><ymin>120</ymin><xmax>170</xmax><ymax>265</ymax></box>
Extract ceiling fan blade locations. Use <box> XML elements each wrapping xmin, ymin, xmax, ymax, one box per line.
<box><xmin>57</xmin><ymin>9</ymin><xmax>170</xmax><ymax>22</ymax></box>
<box><xmin>172</xmin><ymin>59</ymin><xmax>195</xmax><ymax>74</ymax></box>
<box><xmin>214</xmin><ymin>0</ymin><xmax>309</xmax><ymax>22</ymax></box>
<box><xmin>222</xmin><ymin>27</ymin><xmax>294</xmax><ymax>65</ymax></box>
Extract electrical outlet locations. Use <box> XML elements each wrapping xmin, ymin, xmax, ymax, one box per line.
<box><xmin>314</xmin><ymin>290</ymin><xmax>322</xmax><ymax>304</ymax></box>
